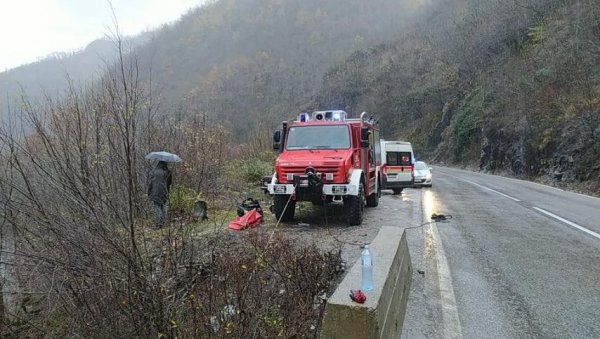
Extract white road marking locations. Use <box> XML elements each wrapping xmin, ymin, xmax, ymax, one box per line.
<box><xmin>430</xmin><ymin>221</ymin><xmax>464</xmax><ymax>338</ymax></box>
<box><xmin>533</xmin><ymin>207</ymin><xmax>600</xmax><ymax>240</ymax></box>
<box><xmin>461</xmin><ymin>179</ymin><xmax>521</xmax><ymax>202</ymax></box>
<box><xmin>439</xmin><ymin>167</ymin><xmax>600</xmax><ymax>200</ymax></box>
<box><xmin>420</xmin><ymin>190</ymin><xmax>463</xmax><ymax>338</ymax></box>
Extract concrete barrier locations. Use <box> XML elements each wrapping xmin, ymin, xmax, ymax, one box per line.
<box><xmin>320</xmin><ymin>226</ymin><xmax>412</xmax><ymax>339</ymax></box>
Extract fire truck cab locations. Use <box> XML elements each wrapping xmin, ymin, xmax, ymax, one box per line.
<box><xmin>268</xmin><ymin>110</ymin><xmax>382</xmax><ymax>225</ymax></box>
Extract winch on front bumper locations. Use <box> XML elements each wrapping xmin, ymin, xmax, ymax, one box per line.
<box><xmin>267</xmin><ymin>182</ymin><xmax>359</xmax><ymax>195</ymax></box>
<box><xmin>267</xmin><ymin>169</ymin><xmax>359</xmax><ymax>197</ymax></box>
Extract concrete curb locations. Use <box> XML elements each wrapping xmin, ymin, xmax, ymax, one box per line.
<box><xmin>320</xmin><ymin>226</ymin><xmax>412</xmax><ymax>338</ymax></box>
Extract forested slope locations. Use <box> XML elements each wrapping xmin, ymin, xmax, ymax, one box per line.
<box><xmin>133</xmin><ymin>0</ymin><xmax>425</xmax><ymax>137</ymax></box>
<box><xmin>316</xmin><ymin>0</ymin><xmax>600</xmax><ymax>193</ymax></box>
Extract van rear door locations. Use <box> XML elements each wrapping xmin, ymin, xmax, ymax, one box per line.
<box><xmin>383</xmin><ymin>151</ymin><xmax>414</xmax><ymax>184</ymax></box>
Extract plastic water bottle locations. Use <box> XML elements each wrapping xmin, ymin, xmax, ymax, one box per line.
<box><xmin>361</xmin><ymin>245</ymin><xmax>374</xmax><ymax>291</ymax></box>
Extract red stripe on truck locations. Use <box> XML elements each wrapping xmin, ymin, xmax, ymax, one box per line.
<box><xmin>384</xmin><ymin>165</ymin><xmax>413</xmax><ymax>172</ymax></box>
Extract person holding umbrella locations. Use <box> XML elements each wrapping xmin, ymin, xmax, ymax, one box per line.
<box><xmin>146</xmin><ymin>152</ymin><xmax>180</xmax><ymax>228</ymax></box>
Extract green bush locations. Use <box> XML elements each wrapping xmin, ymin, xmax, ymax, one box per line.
<box><xmin>454</xmin><ymin>91</ymin><xmax>486</xmax><ymax>158</ymax></box>
<box><xmin>168</xmin><ymin>184</ymin><xmax>197</xmax><ymax>215</ymax></box>
<box><xmin>239</xmin><ymin>158</ymin><xmax>274</xmax><ymax>184</ymax></box>
<box><xmin>228</xmin><ymin>151</ymin><xmax>275</xmax><ymax>185</ymax></box>
<box><xmin>526</xmin><ymin>17</ymin><xmax>548</xmax><ymax>50</ymax></box>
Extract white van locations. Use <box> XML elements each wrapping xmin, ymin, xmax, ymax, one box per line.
<box><xmin>380</xmin><ymin>140</ymin><xmax>414</xmax><ymax>194</ymax></box>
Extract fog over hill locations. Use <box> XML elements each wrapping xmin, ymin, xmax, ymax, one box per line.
<box><xmin>1</xmin><ymin>40</ymin><xmax>108</xmax><ymax>104</ymax></box>
<box><xmin>0</xmin><ymin>34</ymin><xmax>150</xmax><ymax>119</ymax></box>
<box><xmin>130</xmin><ymin>0</ymin><xmax>428</xmax><ymax>136</ymax></box>
<box><xmin>1</xmin><ymin>0</ymin><xmax>425</xmax><ymax>130</ymax></box>
<box><xmin>1</xmin><ymin>0</ymin><xmax>598</xmax><ymax>192</ymax></box>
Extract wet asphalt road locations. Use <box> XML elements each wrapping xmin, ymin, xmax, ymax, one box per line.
<box><xmin>399</xmin><ymin>167</ymin><xmax>600</xmax><ymax>339</ymax></box>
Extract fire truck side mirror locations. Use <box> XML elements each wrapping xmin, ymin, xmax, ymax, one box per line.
<box><xmin>273</xmin><ymin>130</ymin><xmax>282</xmax><ymax>150</ymax></box>
<box><xmin>360</xmin><ymin>127</ymin><xmax>370</xmax><ymax>148</ymax></box>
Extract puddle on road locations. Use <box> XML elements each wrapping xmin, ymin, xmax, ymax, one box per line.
<box><xmin>422</xmin><ymin>190</ymin><xmax>436</xmax><ymax>219</ymax></box>
<box><xmin>402</xmin><ymin>187</ymin><xmax>464</xmax><ymax>339</ymax></box>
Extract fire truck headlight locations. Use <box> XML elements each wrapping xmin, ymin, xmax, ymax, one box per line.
<box><xmin>286</xmin><ymin>173</ymin><xmax>294</xmax><ymax>181</ymax></box>
<box><xmin>325</xmin><ymin>173</ymin><xmax>334</xmax><ymax>181</ymax></box>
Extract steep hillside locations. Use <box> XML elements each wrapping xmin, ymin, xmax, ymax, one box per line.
<box><xmin>130</xmin><ymin>0</ymin><xmax>426</xmax><ymax>136</ymax></box>
<box><xmin>3</xmin><ymin>0</ymin><xmax>597</xmax><ymax>192</ymax></box>
<box><xmin>316</xmin><ymin>0</ymin><xmax>600</xmax><ymax>193</ymax></box>
<box><xmin>1</xmin><ymin>0</ymin><xmax>429</xmax><ymax>137</ymax></box>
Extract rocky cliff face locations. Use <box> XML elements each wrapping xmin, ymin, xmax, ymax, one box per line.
<box><xmin>427</xmin><ymin>97</ymin><xmax>599</xmax><ymax>194</ymax></box>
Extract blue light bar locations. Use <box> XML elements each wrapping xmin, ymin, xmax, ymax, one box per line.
<box><xmin>298</xmin><ymin>112</ymin><xmax>309</xmax><ymax>122</ymax></box>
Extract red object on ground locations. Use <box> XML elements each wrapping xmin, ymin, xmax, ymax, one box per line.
<box><xmin>228</xmin><ymin>208</ymin><xmax>262</xmax><ymax>230</ymax></box>
<box><xmin>349</xmin><ymin>289</ymin><xmax>367</xmax><ymax>303</ymax></box>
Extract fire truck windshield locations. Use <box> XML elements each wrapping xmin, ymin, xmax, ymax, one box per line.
<box><xmin>286</xmin><ymin>125</ymin><xmax>350</xmax><ymax>150</ymax></box>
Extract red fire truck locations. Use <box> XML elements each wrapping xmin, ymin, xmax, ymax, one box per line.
<box><xmin>268</xmin><ymin>110</ymin><xmax>382</xmax><ymax>225</ymax></box>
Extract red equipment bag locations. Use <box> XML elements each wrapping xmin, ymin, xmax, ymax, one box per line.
<box><xmin>228</xmin><ymin>208</ymin><xmax>262</xmax><ymax>230</ymax></box>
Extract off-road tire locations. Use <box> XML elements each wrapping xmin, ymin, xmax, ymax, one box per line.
<box><xmin>273</xmin><ymin>194</ymin><xmax>295</xmax><ymax>222</ymax></box>
<box><xmin>344</xmin><ymin>182</ymin><xmax>365</xmax><ymax>225</ymax></box>
<box><xmin>392</xmin><ymin>188</ymin><xmax>403</xmax><ymax>195</ymax></box>
<box><xmin>366</xmin><ymin>180</ymin><xmax>381</xmax><ymax>207</ymax></box>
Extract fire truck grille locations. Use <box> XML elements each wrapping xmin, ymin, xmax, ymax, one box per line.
<box><xmin>279</xmin><ymin>166</ymin><xmax>343</xmax><ymax>183</ymax></box>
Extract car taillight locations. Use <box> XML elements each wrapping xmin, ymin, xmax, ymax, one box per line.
<box><xmin>410</xmin><ymin>164</ymin><xmax>414</xmax><ymax>178</ymax></box>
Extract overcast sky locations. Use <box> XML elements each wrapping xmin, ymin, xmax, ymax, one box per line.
<box><xmin>0</xmin><ymin>0</ymin><xmax>206</xmax><ymax>71</ymax></box>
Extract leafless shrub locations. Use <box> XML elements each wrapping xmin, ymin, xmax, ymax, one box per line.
<box><xmin>0</xmin><ymin>19</ymin><xmax>339</xmax><ymax>339</ymax></box>
<box><xmin>160</xmin><ymin>229</ymin><xmax>344</xmax><ymax>338</ymax></box>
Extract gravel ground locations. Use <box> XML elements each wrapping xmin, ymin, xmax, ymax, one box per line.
<box><xmin>261</xmin><ymin>189</ymin><xmax>418</xmax><ymax>267</ymax></box>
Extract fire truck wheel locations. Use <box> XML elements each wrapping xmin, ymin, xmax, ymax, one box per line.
<box><xmin>273</xmin><ymin>194</ymin><xmax>296</xmax><ymax>222</ymax></box>
<box><xmin>366</xmin><ymin>181</ymin><xmax>380</xmax><ymax>207</ymax></box>
<box><xmin>392</xmin><ymin>188</ymin><xmax>403</xmax><ymax>195</ymax></box>
<box><xmin>344</xmin><ymin>182</ymin><xmax>364</xmax><ymax>225</ymax></box>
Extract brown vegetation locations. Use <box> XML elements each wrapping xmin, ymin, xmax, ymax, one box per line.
<box><xmin>1</xmin><ymin>0</ymin><xmax>599</xmax><ymax>334</ymax></box>
<box><xmin>0</xmin><ymin>26</ymin><xmax>343</xmax><ymax>336</ymax></box>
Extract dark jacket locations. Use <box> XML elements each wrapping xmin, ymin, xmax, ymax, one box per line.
<box><xmin>148</xmin><ymin>162</ymin><xmax>172</xmax><ymax>204</ymax></box>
